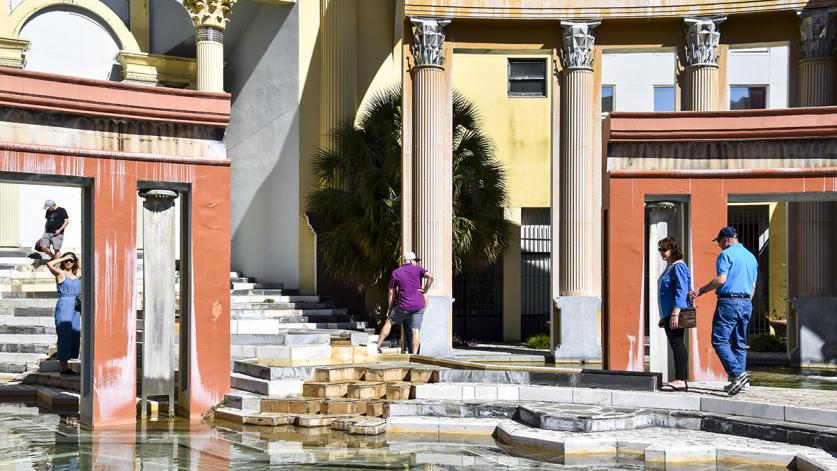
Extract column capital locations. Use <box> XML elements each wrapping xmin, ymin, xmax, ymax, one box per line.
<box><xmin>559</xmin><ymin>20</ymin><xmax>600</xmax><ymax>71</ymax></box>
<box><xmin>409</xmin><ymin>17</ymin><xmax>450</xmax><ymax>69</ymax></box>
<box><xmin>799</xmin><ymin>9</ymin><xmax>836</xmax><ymax>61</ymax></box>
<box><xmin>183</xmin><ymin>0</ymin><xmax>237</xmax><ymax>32</ymax></box>
<box><xmin>684</xmin><ymin>16</ymin><xmax>725</xmax><ymax>68</ymax></box>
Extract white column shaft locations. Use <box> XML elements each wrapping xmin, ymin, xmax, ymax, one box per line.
<box><xmin>412</xmin><ymin>66</ymin><xmax>452</xmax><ymax>296</ymax></box>
<box><xmin>0</xmin><ymin>183</ymin><xmax>20</xmax><ymax>247</ymax></box>
<box><xmin>319</xmin><ymin>0</ymin><xmax>357</xmax><ymax>142</ymax></box>
<box><xmin>685</xmin><ymin>65</ymin><xmax>718</xmax><ymax>111</ymax></box>
<box><xmin>559</xmin><ymin>68</ymin><xmax>593</xmax><ymax>296</ymax></box>
<box><xmin>196</xmin><ymin>28</ymin><xmax>224</xmax><ymax>92</ymax></box>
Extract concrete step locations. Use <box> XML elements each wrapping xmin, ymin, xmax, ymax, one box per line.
<box><xmin>0</xmin><ymin>352</ymin><xmax>48</xmax><ymax>365</ymax></box>
<box><xmin>232</xmin><ymin>318</ymin><xmax>364</xmax><ymax>334</ymax></box>
<box><xmin>231</xmin><ymin>309</ymin><xmax>348</xmax><ymax>319</ymax></box>
<box><xmin>0</xmin><ymin>343</ymin><xmax>51</xmax><ymax>354</ymax></box>
<box><xmin>0</xmin><ymin>316</ymin><xmax>55</xmax><ymax>335</ymax></box>
<box><xmin>229</xmin><ymin>373</ymin><xmax>303</xmax><ymax>396</ymax></box>
<box><xmin>0</xmin><ymin>291</ymin><xmax>58</xmax><ymax>299</ymax></box>
<box><xmin>231</xmin><ymin>331</ymin><xmax>330</xmax><ymax>346</ymax></box>
<box><xmin>230</xmin><ymin>282</ymin><xmax>285</xmax><ymax>291</ymax></box>
<box><xmin>232</xmin><ymin>361</ymin><xmax>315</xmax><ymax>381</ymax></box>
<box><xmin>230</xmin><ymin>302</ymin><xmax>334</xmax><ymax>310</ymax></box>
<box><xmin>7</xmin><ymin>307</ymin><xmax>55</xmax><ymax>317</ymax></box>
<box><xmin>230</xmin><ymin>295</ymin><xmax>321</xmax><ymax>304</ymax></box>
<box><xmin>0</xmin><ymin>333</ymin><xmax>56</xmax><ymax>345</ymax></box>
<box><xmin>0</xmin><ymin>299</ymin><xmax>56</xmax><ymax>308</ymax></box>
<box><xmin>230</xmin><ymin>344</ymin><xmax>331</xmax><ymax>364</ymax></box>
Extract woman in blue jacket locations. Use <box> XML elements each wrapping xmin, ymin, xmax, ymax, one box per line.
<box><xmin>657</xmin><ymin>237</ymin><xmax>691</xmax><ymax>391</ymax></box>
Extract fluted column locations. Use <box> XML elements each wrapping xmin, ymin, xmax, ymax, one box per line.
<box><xmin>319</xmin><ymin>0</ymin><xmax>357</xmax><ymax>146</ymax></box>
<box><xmin>184</xmin><ymin>0</ymin><xmax>236</xmax><ymax>92</ymax></box>
<box><xmin>558</xmin><ymin>20</ymin><xmax>598</xmax><ymax>297</ymax></box>
<box><xmin>647</xmin><ymin>203</ymin><xmax>682</xmax><ymax>382</ymax></box>
<box><xmin>683</xmin><ymin>17</ymin><xmax>725</xmax><ymax>111</ymax></box>
<box><xmin>410</xmin><ymin>17</ymin><xmax>452</xmax><ymax>297</ymax></box>
<box><xmin>791</xmin><ymin>10</ymin><xmax>836</xmax><ymax>301</ymax></box>
<box><xmin>0</xmin><ymin>184</ymin><xmax>20</xmax><ymax>247</ymax></box>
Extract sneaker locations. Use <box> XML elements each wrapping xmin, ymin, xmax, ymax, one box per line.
<box><xmin>727</xmin><ymin>372</ymin><xmax>750</xmax><ymax>396</ymax></box>
<box><xmin>376</xmin><ymin>346</ymin><xmax>383</xmax><ymax>355</ymax></box>
<box><xmin>723</xmin><ymin>373</ymin><xmax>750</xmax><ymax>392</ymax></box>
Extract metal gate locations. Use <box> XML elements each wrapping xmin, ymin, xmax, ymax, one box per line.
<box><xmin>452</xmin><ymin>261</ymin><xmax>503</xmax><ymax>341</ymax></box>
<box><xmin>728</xmin><ymin>205</ymin><xmax>771</xmax><ymax>337</ymax></box>
<box><xmin>521</xmin><ymin>208</ymin><xmax>551</xmax><ymax>339</ymax></box>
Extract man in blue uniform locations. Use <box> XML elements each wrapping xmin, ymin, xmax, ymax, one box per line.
<box><xmin>691</xmin><ymin>226</ymin><xmax>758</xmax><ymax>396</ymax></box>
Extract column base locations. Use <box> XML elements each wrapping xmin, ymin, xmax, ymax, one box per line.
<box><xmin>418</xmin><ymin>295</ymin><xmax>454</xmax><ymax>358</ymax></box>
<box><xmin>790</xmin><ymin>297</ymin><xmax>837</xmax><ymax>367</ymax></box>
<box><xmin>553</xmin><ymin>296</ymin><xmax>602</xmax><ymax>361</ymax></box>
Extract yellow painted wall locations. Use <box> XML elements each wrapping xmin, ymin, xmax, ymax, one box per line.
<box><xmin>768</xmin><ymin>202</ymin><xmax>788</xmax><ymax>322</ymax></box>
<box><xmin>297</xmin><ymin>2</ymin><xmax>402</xmax><ymax>294</ymax></box>
<box><xmin>452</xmin><ymin>53</ymin><xmax>552</xmax><ymax>209</ymax></box>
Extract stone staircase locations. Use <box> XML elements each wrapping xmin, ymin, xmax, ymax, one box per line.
<box><xmin>214</xmin><ymin>363</ymin><xmax>441</xmax><ymax>435</ymax></box>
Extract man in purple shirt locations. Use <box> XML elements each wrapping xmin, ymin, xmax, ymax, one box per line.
<box><xmin>376</xmin><ymin>251</ymin><xmax>434</xmax><ymax>354</ymax></box>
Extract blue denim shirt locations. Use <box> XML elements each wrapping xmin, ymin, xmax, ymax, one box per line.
<box><xmin>658</xmin><ymin>261</ymin><xmax>691</xmax><ymax>319</ymax></box>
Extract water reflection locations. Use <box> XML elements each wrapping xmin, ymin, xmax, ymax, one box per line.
<box><xmin>0</xmin><ymin>402</ymin><xmax>797</xmax><ymax>470</ymax></box>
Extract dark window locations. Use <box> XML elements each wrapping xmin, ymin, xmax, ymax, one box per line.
<box><xmin>653</xmin><ymin>86</ymin><xmax>675</xmax><ymax>112</ymax></box>
<box><xmin>730</xmin><ymin>86</ymin><xmax>767</xmax><ymax>110</ymax></box>
<box><xmin>601</xmin><ymin>86</ymin><xmax>614</xmax><ymax>113</ymax></box>
<box><xmin>508</xmin><ymin>59</ymin><xmax>547</xmax><ymax>97</ymax></box>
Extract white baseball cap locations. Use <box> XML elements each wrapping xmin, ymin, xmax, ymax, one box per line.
<box><xmin>43</xmin><ymin>199</ymin><xmax>56</xmax><ymax>209</ymax></box>
<box><xmin>403</xmin><ymin>251</ymin><xmax>417</xmax><ymax>261</ymax></box>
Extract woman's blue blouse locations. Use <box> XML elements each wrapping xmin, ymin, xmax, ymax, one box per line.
<box><xmin>658</xmin><ymin>262</ymin><xmax>691</xmax><ymax>319</ymax></box>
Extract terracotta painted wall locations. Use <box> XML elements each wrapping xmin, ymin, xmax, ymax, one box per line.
<box><xmin>607</xmin><ymin>173</ymin><xmax>837</xmax><ymax>380</ymax></box>
<box><xmin>0</xmin><ymin>149</ymin><xmax>230</xmax><ymax>426</ymax></box>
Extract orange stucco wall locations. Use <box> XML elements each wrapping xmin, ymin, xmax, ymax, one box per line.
<box><xmin>0</xmin><ymin>149</ymin><xmax>231</xmax><ymax>425</ymax></box>
<box><xmin>607</xmin><ymin>172</ymin><xmax>837</xmax><ymax>380</ymax></box>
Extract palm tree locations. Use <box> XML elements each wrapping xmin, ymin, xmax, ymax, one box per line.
<box><xmin>307</xmin><ymin>86</ymin><xmax>511</xmax><ymax>305</ymax></box>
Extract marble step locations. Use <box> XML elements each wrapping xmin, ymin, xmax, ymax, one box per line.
<box><xmin>0</xmin><ymin>291</ymin><xmax>58</xmax><ymax>299</ymax></box>
<box><xmin>231</xmin><ymin>331</ymin><xmax>331</xmax><ymax>346</ymax></box>
<box><xmin>231</xmin><ymin>302</ymin><xmax>335</xmax><ymax>310</ymax></box>
<box><xmin>230</xmin><ymin>282</ymin><xmax>285</xmax><ymax>291</ymax></box>
<box><xmin>232</xmin><ymin>318</ymin><xmax>361</xmax><ymax>334</ymax></box>
<box><xmin>3</xmin><ymin>307</ymin><xmax>55</xmax><ymax>317</ymax></box>
<box><xmin>0</xmin><ymin>316</ymin><xmax>55</xmax><ymax>329</ymax></box>
<box><xmin>0</xmin><ymin>352</ymin><xmax>48</xmax><ymax>366</ymax></box>
<box><xmin>230</xmin><ymin>344</ymin><xmax>332</xmax><ymax>364</ymax></box>
<box><xmin>231</xmin><ymin>309</ymin><xmax>348</xmax><ymax>319</ymax></box>
<box><xmin>231</xmin><ymin>295</ymin><xmax>321</xmax><ymax>304</ymax></box>
<box><xmin>0</xmin><ymin>299</ymin><xmax>56</xmax><ymax>308</ymax></box>
<box><xmin>232</xmin><ymin>361</ymin><xmax>315</xmax><ymax>381</ymax></box>
<box><xmin>0</xmin><ymin>343</ymin><xmax>51</xmax><ymax>354</ymax></box>
<box><xmin>229</xmin><ymin>373</ymin><xmax>304</xmax><ymax>396</ymax></box>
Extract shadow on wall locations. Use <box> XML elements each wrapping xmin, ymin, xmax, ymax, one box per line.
<box><xmin>225</xmin><ymin>3</ymin><xmax>300</xmax><ymax>287</ymax></box>
<box><xmin>792</xmin><ymin>297</ymin><xmax>837</xmax><ymax>366</ymax></box>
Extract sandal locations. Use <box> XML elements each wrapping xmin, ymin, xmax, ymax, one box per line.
<box><xmin>660</xmin><ymin>383</ymin><xmax>688</xmax><ymax>392</ymax></box>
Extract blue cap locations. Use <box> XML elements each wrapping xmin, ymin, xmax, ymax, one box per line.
<box><xmin>713</xmin><ymin>226</ymin><xmax>737</xmax><ymax>242</ymax></box>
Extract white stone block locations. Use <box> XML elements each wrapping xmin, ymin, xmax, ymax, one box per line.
<box><xmin>496</xmin><ymin>384</ymin><xmax>519</xmax><ymax>401</ymax></box>
<box><xmin>572</xmin><ymin>388</ymin><xmax>611</xmax><ymax>405</ymax></box>
<box><xmin>518</xmin><ymin>385</ymin><xmax>573</xmax><ymax>403</ymax></box>
<box><xmin>645</xmin><ymin>445</ymin><xmax>715</xmax><ymax>464</ymax></box>
<box><xmin>436</xmin><ymin>417</ymin><xmax>501</xmax><ymax>435</ymax></box>
<box><xmin>474</xmin><ymin>385</ymin><xmax>497</xmax><ymax>400</ymax></box>
<box><xmin>562</xmin><ymin>439</ymin><xmax>617</xmax><ymax>455</ymax></box>
<box><xmin>716</xmin><ymin>448</ymin><xmax>795</xmax><ymax>467</ymax></box>
<box><xmin>784</xmin><ymin>406</ymin><xmax>837</xmax><ymax>428</ymax></box>
<box><xmin>617</xmin><ymin>441</ymin><xmax>650</xmax><ymax>456</ymax></box>
<box><xmin>611</xmin><ymin>391</ymin><xmax>700</xmax><ymax>410</ymax></box>
<box><xmin>414</xmin><ymin>384</ymin><xmax>462</xmax><ymax>400</ymax></box>
<box><xmin>701</xmin><ymin>397</ymin><xmax>784</xmax><ymax>420</ymax></box>
<box><xmin>386</xmin><ymin>416</ymin><xmax>439</xmax><ymax>435</ymax></box>
<box><xmin>461</xmin><ymin>384</ymin><xmax>475</xmax><ymax>401</ymax></box>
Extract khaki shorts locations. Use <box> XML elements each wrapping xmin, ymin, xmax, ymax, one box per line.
<box><xmin>389</xmin><ymin>307</ymin><xmax>425</xmax><ymax>329</ymax></box>
<box><xmin>36</xmin><ymin>232</ymin><xmax>64</xmax><ymax>251</ymax></box>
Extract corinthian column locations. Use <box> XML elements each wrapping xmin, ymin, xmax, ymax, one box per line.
<box><xmin>553</xmin><ymin>20</ymin><xmax>601</xmax><ymax>361</ymax></box>
<box><xmin>558</xmin><ymin>20</ymin><xmax>598</xmax><ymax>297</ymax></box>
<box><xmin>184</xmin><ymin>0</ymin><xmax>236</xmax><ymax>92</ymax></box>
<box><xmin>791</xmin><ymin>10</ymin><xmax>836</xmax><ymax>301</ymax></box>
<box><xmin>409</xmin><ymin>18</ymin><xmax>452</xmax><ymax>298</ymax></box>
<box><xmin>798</xmin><ymin>10</ymin><xmax>835</xmax><ymax>107</ymax></box>
<box><xmin>683</xmin><ymin>17</ymin><xmax>725</xmax><ymax>111</ymax></box>
<box><xmin>408</xmin><ymin>17</ymin><xmax>453</xmax><ymax>357</ymax></box>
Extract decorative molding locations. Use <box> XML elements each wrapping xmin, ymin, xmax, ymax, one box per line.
<box><xmin>0</xmin><ymin>37</ymin><xmax>29</xmax><ymax>69</ymax></box>
<box><xmin>799</xmin><ymin>9</ymin><xmax>836</xmax><ymax>60</ymax></box>
<box><xmin>410</xmin><ymin>17</ymin><xmax>450</xmax><ymax>68</ymax></box>
<box><xmin>116</xmin><ymin>52</ymin><xmax>197</xmax><ymax>88</ymax></box>
<box><xmin>404</xmin><ymin>0</ymin><xmax>832</xmax><ymax>20</ymax></box>
<box><xmin>183</xmin><ymin>0</ymin><xmax>237</xmax><ymax>31</ymax></box>
<box><xmin>684</xmin><ymin>16</ymin><xmax>725</xmax><ymax>67</ymax></box>
<box><xmin>0</xmin><ymin>67</ymin><xmax>229</xmax><ymax>127</ymax></box>
<box><xmin>559</xmin><ymin>21</ymin><xmax>600</xmax><ymax>71</ymax></box>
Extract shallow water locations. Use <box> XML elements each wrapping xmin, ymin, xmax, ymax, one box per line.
<box><xmin>749</xmin><ymin>366</ymin><xmax>837</xmax><ymax>390</ymax></box>
<box><xmin>0</xmin><ymin>403</ymin><xmax>790</xmax><ymax>470</ymax></box>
